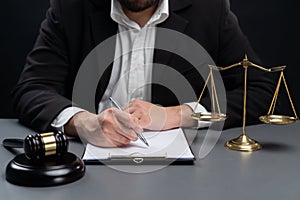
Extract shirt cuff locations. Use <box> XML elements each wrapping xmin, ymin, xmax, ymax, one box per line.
<box><xmin>51</xmin><ymin>107</ymin><xmax>86</xmax><ymax>131</ymax></box>
<box><xmin>184</xmin><ymin>102</ymin><xmax>211</xmax><ymax>128</ymax></box>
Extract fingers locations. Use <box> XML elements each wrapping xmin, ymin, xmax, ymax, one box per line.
<box><xmin>101</xmin><ymin>125</ymin><xmax>132</xmax><ymax>145</ymax></box>
<box><xmin>129</xmin><ymin>109</ymin><xmax>151</xmax><ymax>127</ymax></box>
<box><xmin>124</xmin><ymin>99</ymin><xmax>145</xmax><ymax>113</ymax></box>
<box><xmin>125</xmin><ymin>99</ymin><xmax>168</xmax><ymax>130</ymax></box>
<box><xmin>89</xmin><ymin>133</ymin><xmax>126</xmax><ymax>148</ymax></box>
<box><xmin>99</xmin><ymin>108</ymin><xmax>142</xmax><ymax>144</ymax></box>
<box><xmin>124</xmin><ymin>99</ymin><xmax>152</xmax><ymax>127</ymax></box>
<box><xmin>114</xmin><ymin>109</ymin><xmax>143</xmax><ymax>134</ymax></box>
<box><xmin>112</xmin><ymin>122</ymin><xmax>139</xmax><ymax>142</ymax></box>
<box><xmin>70</xmin><ymin>111</ymin><xmax>140</xmax><ymax>148</ymax></box>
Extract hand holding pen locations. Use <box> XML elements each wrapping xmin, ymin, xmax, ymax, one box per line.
<box><xmin>109</xmin><ymin>97</ymin><xmax>149</xmax><ymax>147</ymax></box>
<box><xmin>64</xmin><ymin>101</ymin><xmax>146</xmax><ymax>148</ymax></box>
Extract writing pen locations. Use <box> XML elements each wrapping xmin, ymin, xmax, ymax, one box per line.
<box><xmin>109</xmin><ymin>97</ymin><xmax>149</xmax><ymax>147</ymax></box>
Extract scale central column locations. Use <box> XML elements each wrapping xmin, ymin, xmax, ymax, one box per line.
<box><xmin>225</xmin><ymin>57</ymin><xmax>261</xmax><ymax>152</ymax></box>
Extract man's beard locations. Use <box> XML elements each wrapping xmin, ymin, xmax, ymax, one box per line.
<box><xmin>117</xmin><ymin>0</ymin><xmax>160</xmax><ymax>12</ymax></box>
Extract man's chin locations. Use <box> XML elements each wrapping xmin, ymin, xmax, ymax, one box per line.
<box><xmin>117</xmin><ymin>0</ymin><xmax>160</xmax><ymax>12</ymax></box>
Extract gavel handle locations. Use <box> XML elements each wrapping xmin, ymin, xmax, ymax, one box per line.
<box><xmin>2</xmin><ymin>138</ymin><xmax>24</xmax><ymax>148</ymax></box>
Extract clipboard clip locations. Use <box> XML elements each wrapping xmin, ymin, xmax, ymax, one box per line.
<box><xmin>109</xmin><ymin>152</ymin><xmax>167</xmax><ymax>164</ymax></box>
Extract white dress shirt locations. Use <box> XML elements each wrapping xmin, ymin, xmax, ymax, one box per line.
<box><xmin>98</xmin><ymin>0</ymin><xmax>169</xmax><ymax>112</ymax></box>
<box><xmin>52</xmin><ymin>0</ymin><xmax>210</xmax><ymax>129</ymax></box>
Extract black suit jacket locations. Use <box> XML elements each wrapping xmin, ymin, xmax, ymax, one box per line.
<box><xmin>12</xmin><ymin>0</ymin><xmax>275</xmax><ymax>132</ymax></box>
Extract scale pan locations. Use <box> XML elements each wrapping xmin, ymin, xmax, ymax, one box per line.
<box><xmin>191</xmin><ymin>112</ymin><xmax>227</xmax><ymax>122</ymax></box>
<box><xmin>259</xmin><ymin>114</ymin><xmax>298</xmax><ymax>125</ymax></box>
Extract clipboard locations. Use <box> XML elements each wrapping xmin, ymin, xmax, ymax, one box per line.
<box><xmin>82</xmin><ymin>128</ymin><xmax>195</xmax><ymax>165</ymax></box>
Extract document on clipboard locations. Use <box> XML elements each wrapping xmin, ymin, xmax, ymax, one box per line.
<box><xmin>82</xmin><ymin>128</ymin><xmax>195</xmax><ymax>164</ymax></box>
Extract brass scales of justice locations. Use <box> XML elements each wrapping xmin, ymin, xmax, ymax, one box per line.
<box><xmin>192</xmin><ymin>55</ymin><xmax>299</xmax><ymax>152</ymax></box>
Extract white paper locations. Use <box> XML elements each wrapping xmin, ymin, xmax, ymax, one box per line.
<box><xmin>82</xmin><ymin>128</ymin><xmax>194</xmax><ymax>160</ymax></box>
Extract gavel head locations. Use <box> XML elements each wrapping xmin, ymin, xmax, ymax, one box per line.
<box><xmin>24</xmin><ymin>131</ymin><xmax>68</xmax><ymax>161</ymax></box>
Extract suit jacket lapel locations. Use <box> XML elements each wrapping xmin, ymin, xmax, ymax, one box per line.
<box><xmin>152</xmin><ymin>0</ymin><xmax>192</xmax><ymax>105</ymax></box>
<box><xmin>89</xmin><ymin>2</ymin><xmax>118</xmax><ymax>112</ymax></box>
<box><xmin>89</xmin><ymin>11</ymin><xmax>117</xmax><ymax>47</ymax></box>
<box><xmin>153</xmin><ymin>0</ymin><xmax>191</xmax><ymax>70</ymax></box>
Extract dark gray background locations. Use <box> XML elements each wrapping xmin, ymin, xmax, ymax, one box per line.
<box><xmin>0</xmin><ymin>0</ymin><xmax>298</xmax><ymax>118</ymax></box>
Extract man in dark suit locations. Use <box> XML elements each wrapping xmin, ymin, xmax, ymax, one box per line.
<box><xmin>12</xmin><ymin>0</ymin><xmax>274</xmax><ymax>147</ymax></box>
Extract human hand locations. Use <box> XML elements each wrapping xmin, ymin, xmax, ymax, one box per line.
<box><xmin>124</xmin><ymin>99</ymin><xmax>171</xmax><ymax>130</ymax></box>
<box><xmin>125</xmin><ymin>99</ymin><xmax>197</xmax><ymax>130</ymax></box>
<box><xmin>64</xmin><ymin>109</ymin><xmax>142</xmax><ymax>147</ymax></box>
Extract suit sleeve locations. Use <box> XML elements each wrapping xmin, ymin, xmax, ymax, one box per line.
<box><xmin>201</xmin><ymin>0</ymin><xmax>276</xmax><ymax>129</ymax></box>
<box><xmin>11</xmin><ymin>0</ymin><xmax>72</xmax><ymax>132</ymax></box>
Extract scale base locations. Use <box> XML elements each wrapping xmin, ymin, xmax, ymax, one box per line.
<box><xmin>6</xmin><ymin>152</ymin><xmax>85</xmax><ymax>187</ymax></box>
<box><xmin>225</xmin><ymin>134</ymin><xmax>261</xmax><ymax>152</ymax></box>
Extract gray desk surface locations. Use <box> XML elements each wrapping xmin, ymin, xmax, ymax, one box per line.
<box><xmin>0</xmin><ymin>119</ymin><xmax>299</xmax><ymax>200</ymax></box>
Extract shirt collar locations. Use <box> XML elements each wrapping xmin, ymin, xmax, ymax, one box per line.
<box><xmin>110</xmin><ymin>0</ymin><xmax>169</xmax><ymax>30</ymax></box>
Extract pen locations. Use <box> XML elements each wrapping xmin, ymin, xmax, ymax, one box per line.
<box><xmin>109</xmin><ymin>97</ymin><xmax>149</xmax><ymax>147</ymax></box>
